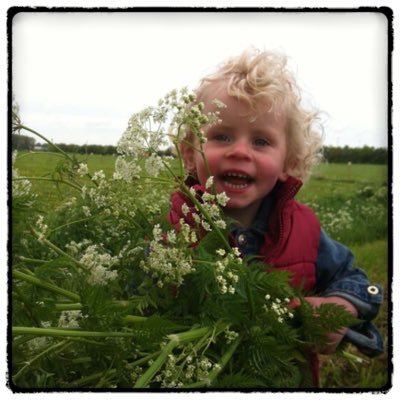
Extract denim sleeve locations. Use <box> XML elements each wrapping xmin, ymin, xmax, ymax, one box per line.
<box><xmin>315</xmin><ymin>229</ymin><xmax>383</xmax><ymax>321</ymax></box>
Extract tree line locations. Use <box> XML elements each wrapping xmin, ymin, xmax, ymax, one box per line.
<box><xmin>12</xmin><ymin>134</ymin><xmax>388</xmax><ymax>164</ymax></box>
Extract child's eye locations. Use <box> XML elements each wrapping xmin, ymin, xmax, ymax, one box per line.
<box><xmin>212</xmin><ymin>133</ymin><xmax>231</xmax><ymax>142</ymax></box>
<box><xmin>253</xmin><ymin>137</ymin><xmax>270</xmax><ymax>147</ymax></box>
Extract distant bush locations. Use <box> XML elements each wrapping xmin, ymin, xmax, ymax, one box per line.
<box><xmin>11</xmin><ymin>134</ymin><xmax>35</xmax><ymax>151</ymax></box>
<box><xmin>323</xmin><ymin>145</ymin><xmax>388</xmax><ymax>164</ymax></box>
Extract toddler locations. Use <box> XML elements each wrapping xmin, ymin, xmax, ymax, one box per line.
<box><xmin>168</xmin><ymin>48</ymin><xmax>383</xmax><ymax>386</ymax></box>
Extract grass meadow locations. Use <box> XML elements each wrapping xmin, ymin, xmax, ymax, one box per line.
<box><xmin>13</xmin><ymin>151</ymin><xmax>391</xmax><ymax>389</ymax></box>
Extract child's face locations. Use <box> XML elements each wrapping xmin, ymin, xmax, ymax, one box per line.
<box><xmin>182</xmin><ymin>88</ymin><xmax>288</xmax><ymax>225</ymax></box>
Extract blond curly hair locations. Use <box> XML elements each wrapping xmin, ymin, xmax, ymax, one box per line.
<box><xmin>194</xmin><ymin>48</ymin><xmax>323</xmax><ymax>182</ymax></box>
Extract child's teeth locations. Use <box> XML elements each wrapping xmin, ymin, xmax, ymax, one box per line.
<box><xmin>226</xmin><ymin>173</ymin><xmax>248</xmax><ymax>179</ymax></box>
<box><xmin>225</xmin><ymin>182</ymin><xmax>249</xmax><ymax>189</ymax></box>
<box><xmin>222</xmin><ymin>173</ymin><xmax>252</xmax><ymax>189</ymax></box>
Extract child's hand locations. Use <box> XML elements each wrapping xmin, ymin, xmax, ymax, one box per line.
<box><xmin>289</xmin><ymin>296</ymin><xmax>358</xmax><ymax>354</ymax></box>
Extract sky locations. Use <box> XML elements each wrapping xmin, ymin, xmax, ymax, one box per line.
<box><xmin>11</xmin><ymin>10</ymin><xmax>390</xmax><ymax>148</ymax></box>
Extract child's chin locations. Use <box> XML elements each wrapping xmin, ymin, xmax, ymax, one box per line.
<box><xmin>224</xmin><ymin>200</ymin><xmax>248</xmax><ymax>209</ymax></box>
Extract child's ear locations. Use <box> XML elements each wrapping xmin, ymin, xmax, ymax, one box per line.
<box><xmin>179</xmin><ymin>142</ymin><xmax>196</xmax><ymax>173</ymax></box>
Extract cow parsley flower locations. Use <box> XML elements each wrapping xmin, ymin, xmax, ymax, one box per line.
<box><xmin>92</xmin><ymin>170</ymin><xmax>106</xmax><ymax>182</ymax></box>
<box><xmin>263</xmin><ymin>295</ymin><xmax>294</xmax><ymax>321</ymax></box>
<box><xmin>58</xmin><ymin>310</ymin><xmax>84</xmax><ymax>329</ymax></box>
<box><xmin>205</xmin><ymin>176</ymin><xmax>214</xmax><ymax>189</ymax></box>
<box><xmin>113</xmin><ymin>157</ymin><xmax>141</xmax><ymax>182</ymax></box>
<box><xmin>77</xmin><ymin>162</ymin><xmax>89</xmax><ymax>176</ymax></box>
<box><xmin>82</xmin><ymin>206</ymin><xmax>91</xmax><ymax>217</ymax></box>
<box><xmin>79</xmin><ymin>245</ymin><xmax>118</xmax><ymax>286</ymax></box>
<box><xmin>36</xmin><ymin>215</ymin><xmax>48</xmax><ymax>242</ymax></box>
<box><xmin>140</xmin><ymin>226</ymin><xmax>195</xmax><ymax>287</ymax></box>
<box><xmin>144</xmin><ymin>153</ymin><xmax>166</xmax><ymax>177</ymax></box>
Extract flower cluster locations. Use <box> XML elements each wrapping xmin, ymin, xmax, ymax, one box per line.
<box><xmin>263</xmin><ymin>295</ymin><xmax>294</xmax><ymax>323</ymax></box>
<box><xmin>35</xmin><ymin>215</ymin><xmax>48</xmax><ymax>242</ymax></box>
<box><xmin>214</xmin><ymin>248</ymin><xmax>241</xmax><ymax>295</ymax></box>
<box><xmin>12</xmin><ymin>151</ymin><xmax>35</xmax><ymax>200</ymax></box>
<box><xmin>58</xmin><ymin>310</ymin><xmax>85</xmax><ymax>329</ymax></box>
<box><xmin>118</xmin><ymin>106</ymin><xmax>169</xmax><ymax>158</ymax></box>
<box><xmin>180</xmin><ymin>182</ymin><xmax>229</xmax><ymax>237</ymax></box>
<box><xmin>76</xmin><ymin>162</ymin><xmax>89</xmax><ymax>177</ymax></box>
<box><xmin>139</xmin><ymin>224</ymin><xmax>195</xmax><ymax>287</ymax></box>
<box><xmin>112</xmin><ymin>156</ymin><xmax>142</xmax><ymax>182</ymax></box>
<box><xmin>224</xmin><ymin>327</ymin><xmax>239</xmax><ymax>344</ymax></box>
<box><xmin>154</xmin><ymin>349</ymin><xmax>220</xmax><ymax>388</ymax></box>
<box><xmin>79</xmin><ymin>244</ymin><xmax>119</xmax><ymax>286</ymax></box>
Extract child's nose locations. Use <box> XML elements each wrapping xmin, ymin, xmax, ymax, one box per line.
<box><xmin>226</xmin><ymin>139</ymin><xmax>251</xmax><ymax>159</ymax></box>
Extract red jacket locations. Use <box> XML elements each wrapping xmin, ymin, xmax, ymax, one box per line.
<box><xmin>258</xmin><ymin>176</ymin><xmax>320</xmax><ymax>293</ymax></box>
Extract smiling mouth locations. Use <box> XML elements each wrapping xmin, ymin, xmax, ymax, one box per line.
<box><xmin>220</xmin><ymin>172</ymin><xmax>254</xmax><ymax>190</ymax></box>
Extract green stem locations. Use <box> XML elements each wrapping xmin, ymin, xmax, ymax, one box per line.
<box><xmin>17</xmin><ymin>256</ymin><xmax>46</xmax><ymax>265</ymax></box>
<box><xmin>13</xmin><ymin>270</ymin><xmax>81</xmax><ymax>302</ymax></box>
<box><xmin>13</xmin><ymin>176</ymin><xmax>82</xmax><ymax>191</ymax></box>
<box><xmin>49</xmin><ymin>216</ymin><xmax>95</xmax><ymax>234</ymax></box>
<box><xmin>13</xmin><ymin>326</ymin><xmax>137</xmax><ymax>338</ymax></box>
<box><xmin>16</xmin><ymin>125</ymin><xmax>75</xmax><ymax>163</ymax></box>
<box><xmin>183</xmin><ymin>336</ymin><xmax>242</xmax><ymax>388</ymax></box>
<box><xmin>207</xmin><ymin>336</ymin><xmax>241</xmax><ymax>382</ymax></box>
<box><xmin>134</xmin><ymin>327</ymin><xmax>212</xmax><ymax>388</ymax></box>
<box><xmin>13</xmin><ymin>340</ymin><xmax>72</xmax><ymax>382</ymax></box>
<box><xmin>16</xmin><ymin>151</ymin><xmax>67</xmax><ymax>160</ymax></box>
<box><xmin>167</xmin><ymin>326</ymin><xmax>212</xmax><ymax>345</ymax></box>
<box><xmin>133</xmin><ymin>339</ymin><xmax>177</xmax><ymax>388</ymax></box>
<box><xmin>67</xmin><ymin>369</ymin><xmax>117</xmax><ymax>388</ymax></box>
<box><xmin>30</xmin><ymin>227</ymin><xmax>86</xmax><ymax>271</ymax></box>
<box><xmin>54</xmin><ymin>302</ymin><xmax>142</xmax><ymax>312</ymax></box>
<box><xmin>123</xmin><ymin>315</ymin><xmax>148</xmax><ymax>323</ymax></box>
<box><xmin>14</xmin><ymin>125</ymin><xmax>98</xmax><ymax>186</ymax></box>
<box><xmin>130</xmin><ymin>350</ymin><xmax>162</xmax><ymax>368</ymax></box>
<box><xmin>55</xmin><ymin>303</ymin><xmax>82</xmax><ymax>311</ymax></box>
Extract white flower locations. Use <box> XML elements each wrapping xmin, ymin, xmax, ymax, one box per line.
<box><xmin>82</xmin><ymin>206</ymin><xmax>91</xmax><ymax>217</ymax></box>
<box><xmin>205</xmin><ymin>176</ymin><xmax>214</xmax><ymax>189</ymax></box>
<box><xmin>77</xmin><ymin>163</ymin><xmax>89</xmax><ymax>176</ymax></box>
<box><xmin>140</xmin><ymin>233</ymin><xmax>195</xmax><ymax>287</ymax></box>
<box><xmin>201</xmin><ymin>220</ymin><xmax>212</xmax><ymax>231</ymax></box>
<box><xmin>232</xmin><ymin>247</ymin><xmax>241</xmax><ymax>257</ymax></box>
<box><xmin>145</xmin><ymin>153</ymin><xmax>165</xmax><ymax>177</ymax></box>
<box><xmin>58</xmin><ymin>310</ymin><xmax>83</xmax><ymax>328</ymax></box>
<box><xmin>193</xmin><ymin>213</ymin><xmax>201</xmax><ymax>224</ymax></box>
<box><xmin>216</xmin><ymin>192</ymin><xmax>230</xmax><ymax>207</ymax></box>
<box><xmin>166</xmin><ymin>230</ymin><xmax>177</xmax><ymax>244</ymax></box>
<box><xmin>181</xmin><ymin>203</ymin><xmax>190</xmax><ymax>216</ymax></box>
<box><xmin>92</xmin><ymin>170</ymin><xmax>105</xmax><ymax>182</ymax></box>
<box><xmin>113</xmin><ymin>157</ymin><xmax>141</xmax><ymax>182</ymax></box>
<box><xmin>36</xmin><ymin>215</ymin><xmax>48</xmax><ymax>242</ymax></box>
<box><xmin>79</xmin><ymin>245</ymin><xmax>119</xmax><ymax>286</ymax></box>
<box><xmin>215</xmin><ymin>219</ymin><xmax>227</xmax><ymax>229</ymax></box>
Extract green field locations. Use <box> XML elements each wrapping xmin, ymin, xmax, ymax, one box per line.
<box><xmin>12</xmin><ymin>151</ymin><xmax>390</xmax><ymax>389</ymax></box>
